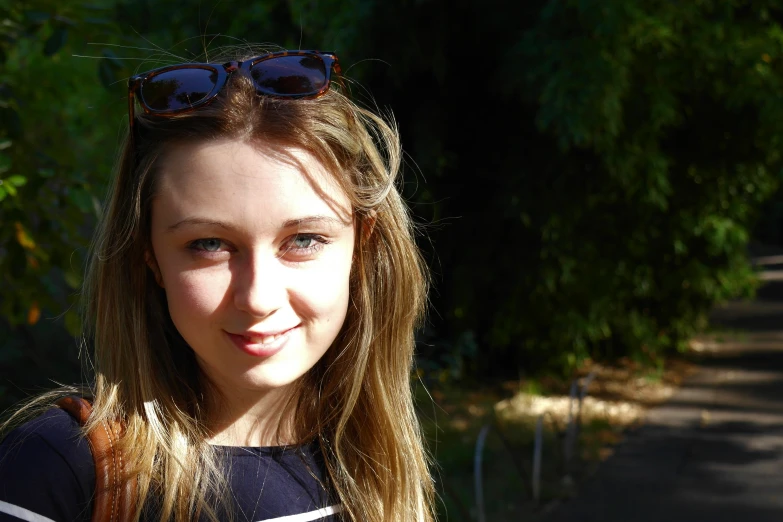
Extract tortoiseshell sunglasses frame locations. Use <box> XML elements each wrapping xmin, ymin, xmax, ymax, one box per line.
<box><xmin>126</xmin><ymin>50</ymin><xmax>341</xmax><ymax>138</ymax></box>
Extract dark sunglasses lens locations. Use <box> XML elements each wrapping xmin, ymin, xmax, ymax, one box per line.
<box><xmin>141</xmin><ymin>68</ymin><xmax>219</xmax><ymax>111</ymax></box>
<box><xmin>251</xmin><ymin>55</ymin><xmax>327</xmax><ymax>96</ymax></box>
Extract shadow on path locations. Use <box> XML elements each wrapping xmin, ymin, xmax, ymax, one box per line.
<box><xmin>544</xmin><ymin>281</ymin><xmax>783</xmax><ymax>522</ymax></box>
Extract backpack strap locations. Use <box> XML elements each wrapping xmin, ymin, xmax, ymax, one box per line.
<box><xmin>56</xmin><ymin>396</ymin><xmax>138</xmax><ymax>522</ymax></box>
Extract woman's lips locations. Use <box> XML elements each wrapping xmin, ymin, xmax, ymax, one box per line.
<box><xmin>225</xmin><ymin>326</ymin><xmax>299</xmax><ymax>357</ymax></box>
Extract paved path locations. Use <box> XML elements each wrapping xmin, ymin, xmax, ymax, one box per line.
<box><xmin>545</xmin><ymin>281</ymin><xmax>783</xmax><ymax>522</ymax></box>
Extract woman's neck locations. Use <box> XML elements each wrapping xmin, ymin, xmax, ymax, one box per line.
<box><xmin>204</xmin><ymin>384</ymin><xmax>298</xmax><ymax>447</ymax></box>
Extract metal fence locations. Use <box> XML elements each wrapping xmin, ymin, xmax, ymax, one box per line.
<box><xmin>470</xmin><ymin>370</ymin><xmax>597</xmax><ymax>522</ymax></box>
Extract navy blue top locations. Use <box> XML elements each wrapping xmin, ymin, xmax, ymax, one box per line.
<box><xmin>0</xmin><ymin>408</ymin><xmax>340</xmax><ymax>522</ymax></box>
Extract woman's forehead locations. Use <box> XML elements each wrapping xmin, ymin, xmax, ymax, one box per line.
<box><xmin>154</xmin><ymin>139</ymin><xmax>353</xmax><ymax>227</ymax></box>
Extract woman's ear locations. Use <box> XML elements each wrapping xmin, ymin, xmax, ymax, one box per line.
<box><xmin>145</xmin><ymin>249</ymin><xmax>164</xmax><ymax>288</ymax></box>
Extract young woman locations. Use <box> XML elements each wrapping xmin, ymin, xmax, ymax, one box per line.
<box><xmin>0</xmin><ymin>49</ymin><xmax>434</xmax><ymax>522</ymax></box>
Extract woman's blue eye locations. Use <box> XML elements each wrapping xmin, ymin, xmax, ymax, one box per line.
<box><xmin>191</xmin><ymin>238</ymin><xmax>223</xmax><ymax>252</ymax></box>
<box><xmin>292</xmin><ymin>236</ymin><xmax>316</xmax><ymax>249</ymax></box>
<box><xmin>285</xmin><ymin>234</ymin><xmax>329</xmax><ymax>256</ymax></box>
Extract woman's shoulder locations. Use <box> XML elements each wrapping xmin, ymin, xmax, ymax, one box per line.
<box><xmin>0</xmin><ymin>406</ymin><xmax>95</xmax><ymax>522</ymax></box>
<box><xmin>2</xmin><ymin>405</ymin><xmax>89</xmax><ymax>453</ymax></box>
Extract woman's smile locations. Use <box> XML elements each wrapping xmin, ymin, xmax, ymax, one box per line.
<box><xmin>225</xmin><ymin>325</ymin><xmax>302</xmax><ymax>357</ymax></box>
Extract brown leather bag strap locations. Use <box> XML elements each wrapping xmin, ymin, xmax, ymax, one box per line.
<box><xmin>56</xmin><ymin>396</ymin><xmax>138</xmax><ymax>522</ymax></box>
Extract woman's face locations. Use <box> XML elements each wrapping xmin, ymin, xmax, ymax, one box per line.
<box><xmin>149</xmin><ymin>139</ymin><xmax>354</xmax><ymax>398</ymax></box>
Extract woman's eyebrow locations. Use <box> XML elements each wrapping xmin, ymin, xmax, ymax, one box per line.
<box><xmin>283</xmin><ymin>215</ymin><xmax>351</xmax><ymax>229</ymax></box>
<box><xmin>167</xmin><ymin>217</ymin><xmax>232</xmax><ymax>232</ymax></box>
<box><xmin>166</xmin><ymin>215</ymin><xmax>350</xmax><ymax>232</ymax></box>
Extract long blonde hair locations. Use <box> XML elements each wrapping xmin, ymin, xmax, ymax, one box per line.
<box><xmin>4</xmin><ymin>52</ymin><xmax>434</xmax><ymax>521</ymax></box>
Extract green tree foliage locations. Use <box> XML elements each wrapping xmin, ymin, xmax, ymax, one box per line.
<box><xmin>0</xmin><ymin>1</ymin><xmax>124</xmax><ymax>332</ymax></box>
<box><xmin>423</xmin><ymin>0</ymin><xmax>783</xmax><ymax>375</ymax></box>
<box><xmin>2</xmin><ymin>0</ymin><xmax>782</xmax><ymax>385</ymax></box>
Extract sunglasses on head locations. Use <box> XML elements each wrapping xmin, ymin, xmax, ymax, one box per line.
<box><xmin>127</xmin><ymin>50</ymin><xmax>341</xmax><ymax>133</ymax></box>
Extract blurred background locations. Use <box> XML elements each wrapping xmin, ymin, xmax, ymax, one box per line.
<box><xmin>3</xmin><ymin>1</ymin><xmax>783</xmax><ymax>520</ymax></box>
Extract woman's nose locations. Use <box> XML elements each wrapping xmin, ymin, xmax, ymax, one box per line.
<box><xmin>232</xmin><ymin>254</ymin><xmax>287</xmax><ymax>318</ymax></box>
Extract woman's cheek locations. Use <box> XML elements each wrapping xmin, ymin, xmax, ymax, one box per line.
<box><xmin>168</xmin><ymin>270</ymin><xmax>232</xmax><ymax>318</ymax></box>
<box><xmin>302</xmin><ymin>252</ymin><xmax>353</xmax><ymax>313</ymax></box>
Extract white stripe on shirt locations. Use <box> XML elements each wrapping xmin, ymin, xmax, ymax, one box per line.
<box><xmin>0</xmin><ymin>500</ymin><xmax>341</xmax><ymax>522</ymax></box>
<box><xmin>0</xmin><ymin>501</ymin><xmax>56</xmax><ymax>522</ymax></box>
<box><xmin>259</xmin><ymin>504</ymin><xmax>343</xmax><ymax>522</ymax></box>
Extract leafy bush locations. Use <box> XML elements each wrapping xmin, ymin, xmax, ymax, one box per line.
<box><xmin>2</xmin><ymin>0</ymin><xmax>781</xmax><ymax>385</ymax></box>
